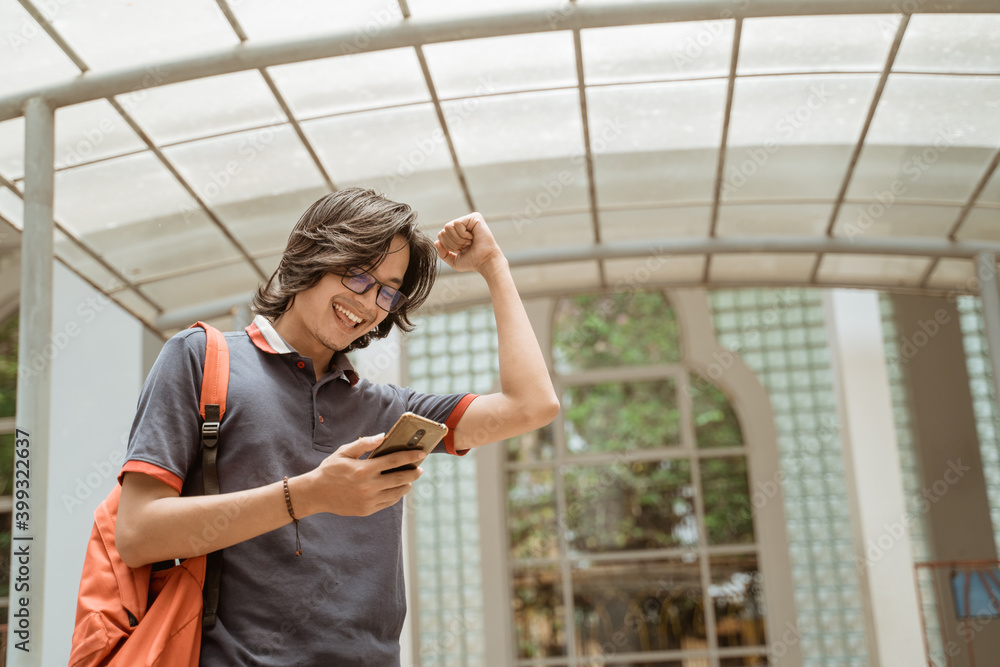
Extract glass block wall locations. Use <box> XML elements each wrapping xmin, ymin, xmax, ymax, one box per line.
<box><xmin>709</xmin><ymin>289</ymin><xmax>870</xmax><ymax>667</ymax></box>
<box><xmin>878</xmin><ymin>296</ymin><xmax>943</xmax><ymax>664</ymax></box>
<box><xmin>955</xmin><ymin>296</ymin><xmax>1000</xmax><ymax>555</ymax></box>
<box><xmin>405</xmin><ymin>306</ymin><xmax>499</xmax><ymax>667</ymax></box>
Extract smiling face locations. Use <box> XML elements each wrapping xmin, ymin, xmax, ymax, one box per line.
<box><xmin>274</xmin><ymin>235</ymin><xmax>411</xmax><ymax>364</ymax></box>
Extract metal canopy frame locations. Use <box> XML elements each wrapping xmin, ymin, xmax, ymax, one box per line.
<box><xmin>5</xmin><ymin>0</ymin><xmax>999</xmax><ymax>121</ymax></box>
<box><xmin>1</xmin><ymin>0</ymin><xmax>998</xmax><ymax>334</ymax></box>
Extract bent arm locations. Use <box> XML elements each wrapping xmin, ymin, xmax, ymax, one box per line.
<box><xmin>116</xmin><ymin>435</ymin><xmax>427</xmax><ymax>568</ymax></box>
<box><xmin>116</xmin><ymin>471</ymin><xmax>298</xmax><ymax>568</ymax></box>
<box><xmin>451</xmin><ymin>255</ymin><xmax>560</xmax><ymax>450</ymax></box>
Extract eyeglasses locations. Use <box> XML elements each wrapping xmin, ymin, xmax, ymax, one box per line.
<box><xmin>340</xmin><ymin>268</ymin><xmax>408</xmax><ymax>313</ymax></box>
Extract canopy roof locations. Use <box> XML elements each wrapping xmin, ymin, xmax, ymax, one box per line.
<box><xmin>1</xmin><ymin>0</ymin><xmax>998</xmax><ymax>333</ymax></box>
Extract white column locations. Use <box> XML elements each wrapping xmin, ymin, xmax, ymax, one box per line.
<box><xmin>8</xmin><ymin>96</ymin><xmax>55</xmax><ymax>667</ymax></box>
<box><xmin>825</xmin><ymin>289</ymin><xmax>925</xmax><ymax>667</ymax></box>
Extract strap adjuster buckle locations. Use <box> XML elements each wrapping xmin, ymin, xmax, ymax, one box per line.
<box><xmin>202</xmin><ymin>421</ymin><xmax>220</xmax><ymax>448</ymax></box>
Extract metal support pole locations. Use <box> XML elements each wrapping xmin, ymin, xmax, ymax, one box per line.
<box><xmin>977</xmin><ymin>253</ymin><xmax>1000</xmax><ymax>410</ymax></box>
<box><xmin>8</xmin><ymin>96</ymin><xmax>55</xmax><ymax>667</ymax></box>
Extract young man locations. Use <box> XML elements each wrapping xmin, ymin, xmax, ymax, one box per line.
<box><xmin>115</xmin><ymin>188</ymin><xmax>560</xmax><ymax>665</ymax></box>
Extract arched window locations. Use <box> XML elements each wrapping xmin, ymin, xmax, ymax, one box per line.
<box><xmin>505</xmin><ymin>291</ymin><xmax>769</xmax><ymax>664</ymax></box>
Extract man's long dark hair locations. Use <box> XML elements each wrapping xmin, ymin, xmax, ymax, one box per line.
<box><xmin>252</xmin><ymin>187</ymin><xmax>437</xmax><ymax>352</ymax></box>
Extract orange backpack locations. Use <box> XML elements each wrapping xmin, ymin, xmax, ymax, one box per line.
<box><xmin>69</xmin><ymin>322</ymin><xmax>229</xmax><ymax>667</ymax></box>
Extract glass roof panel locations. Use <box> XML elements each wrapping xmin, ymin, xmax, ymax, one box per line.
<box><xmin>53</xmin><ymin>0</ymin><xmax>238</xmax><ymax>70</ymax></box>
<box><xmin>382</xmin><ymin>170</ymin><xmax>469</xmax><ymax>229</ymax></box>
<box><xmin>739</xmin><ymin>15</ymin><xmax>899</xmax><ymax>75</ymax></box>
<box><xmin>141</xmin><ymin>262</ymin><xmax>261</xmax><ymax>312</ymax></box>
<box><xmin>0</xmin><ymin>0</ymin><xmax>81</xmax><ymax>98</ymax></box>
<box><xmin>54</xmin><ymin>230</ymin><xmax>127</xmax><ymax>293</ymax></box>
<box><xmin>424</xmin><ymin>32</ymin><xmax>576</xmax><ymax>99</ymax></box>
<box><xmin>858</xmin><ymin>73</ymin><xmax>1000</xmax><ymax>203</ymax></box>
<box><xmin>426</xmin><ymin>271</ymin><xmax>490</xmax><ymax>310</ymax></box>
<box><xmin>831</xmin><ymin>203</ymin><xmax>960</xmax><ymax>240</ymax></box>
<box><xmin>511</xmin><ymin>260</ymin><xmax>601</xmax><ymax>294</ymax></box>
<box><xmin>582</xmin><ymin>20</ymin><xmax>734</xmax><ymax>84</ymax></box>
<box><xmin>816</xmin><ymin>254</ymin><xmax>931</xmax><ymax>287</ymax></box>
<box><xmin>604</xmin><ymin>255</ymin><xmax>706</xmax><ymax>284</ymax></box>
<box><xmin>231</xmin><ymin>0</ymin><xmax>403</xmax><ymax>41</ymax></box>
<box><xmin>489</xmin><ymin>212</ymin><xmax>593</xmax><ymax>254</ymax></box>
<box><xmin>722</xmin><ymin>145</ymin><xmax>853</xmax><ymax>202</ymax></box>
<box><xmin>445</xmin><ymin>90</ymin><xmax>583</xmax><ymax>166</ymax></box>
<box><xmin>710</xmin><ymin>254</ymin><xmax>816</xmax><ymax>282</ymax></box>
<box><xmin>86</xmin><ymin>210</ymin><xmax>245</xmax><ymax>284</ymax></box>
<box><xmin>925</xmin><ymin>258</ymin><xmax>975</xmax><ymax>291</ymax></box>
<box><xmin>598</xmin><ymin>206</ymin><xmax>711</xmax><ymax>241</ymax></box>
<box><xmin>895</xmin><ymin>14</ymin><xmax>1000</xmax><ymax>74</ymax></box>
<box><xmin>865</xmin><ymin>75</ymin><xmax>1000</xmax><ymax>147</ymax></box>
<box><xmin>978</xmin><ymin>166</ymin><xmax>1000</xmax><ymax>206</ymax></box>
<box><xmin>121</xmin><ymin>71</ymin><xmax>287</xmax><ymax>146</ymax></box>
<box><xmin>847</xmin><ymin>145</ymin><xmax>997</xmax><ymax>204</ymax></box>
<box><xmin>54</xmin><ymin>152</ymin><xmax>198</xmax><ymax>234</ymax></box>
<box><xmin>303</xmin><ymin>105</ymin><xmax>451</xmax><ymax>181</ymax></box>
<box><xmin>463</xmin><ymin>158</ymin><xmax>588</xmax><ymax>219</ymax></box>
<box><xmin>593</xmin><ymin>151</ymin><xmax>717</xmax><ymax>207</ymax></box>
<box><xmin>0</xmin><ymin>187</ymin><xmax>23</xmax><ymax>229</ymax></box>
<box><xmin>109</xmin><ymin>288</ymin><xmax>160</xmax><ymax>325</ymax></box>
<box><xmin>589</xmin><ymin>80</ymin><xmax>727</xmax><ymax>152</ymax></box>
<box><xmin>269</xmin><ymin>49</ymin><xmax>429</xmax><ymax>118</ymax></box>
<box><xmin>215</xmin><ymin>186</ymin><xmax>328</xmax><ymax>256</ymax></box>
<box><xmin>163</xmin><ymin>124</ymin><xmax>326</xmax><ymax>207</ymax></box>
<box><xmin>255</xmin><ymin>253</ymin><xmax>282</xmax><ymax>279</ymax></box>
<box><xmin>589</xmin><ymin>80</ymin><xmax>724</xmax><ymax>206</ymax></box>
<box><xmin>0</xmin><ymin>117</ymin><xmax>25</xmax><ymax>181</ymax></box>
<box><xmin>728</xmin><ymin>75</ymin><xmax>878</xmax><ymax>146</ymax></box>
<box><xmin>54</xmin><ymin>100</ymin><xmax>144</xmax><ymax>170</ymax></box>
<box><xmin>716</xmin><ymin>203</ymin><xmax>832</xmax><ymax>236</ymax></box>
<box><xmin>955</xmin><ymin>207</ymin><xmax>1000</xmax><ymax>242</ymax></box>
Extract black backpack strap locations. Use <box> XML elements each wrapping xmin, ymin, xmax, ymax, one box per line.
<box><xmin>191</xmin><ymin>322</ymin><xmax>229</xmax><ymax>629</ymax></box>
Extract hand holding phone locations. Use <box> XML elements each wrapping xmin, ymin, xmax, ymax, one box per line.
<box><xmin>368</xmin><ymin>412</ymin><xmax>448</xmax><ymax>474</ymax></box>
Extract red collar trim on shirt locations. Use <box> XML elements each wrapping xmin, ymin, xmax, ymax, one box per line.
<box><xmin>246</xmin><ymin>322</ymin><xmax>278</xmax><ymax>354</ymax></box>
<box><xmin>245</xmin><ymin>319</ymin><xmax>360</xmax><ymax>387</ymax></box>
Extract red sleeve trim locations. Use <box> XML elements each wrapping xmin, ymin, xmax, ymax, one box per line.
<box><xmin>118</xmin><ymin>461</ymin><xmax>184</xmax><ymax>494</ymax></box>
<box><xmin>443</xmin><ymin>393</ymin><xmax>479</xmax><ymax>456</ymax></box>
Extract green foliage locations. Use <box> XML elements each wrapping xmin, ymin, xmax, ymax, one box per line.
<box><xmin>701</xmin><ymin>457</ymin><xmax>755</xmax><ymax>545</ymax></box>
<box><xmin>508</xmin><ymin>470</ymin><xmax>558</xmax><ymax>560</ymax></box>
<box><xmin>564</xmin><ymin>380</ymin><xmax>679</xmax><ymax>453</ymax></box>
<box><xmin>0</xmin><ymin>433</ymin><xmax>13</xmax><ymax>497</ymax></box>
<box><xmin>0</xmin><ymin>313</ymin><xmax>17</xmax><ymax>419</ymax></box>
<box><xmin>512</xmin><ymin>569</ymin><xmax>565</xmax><ymax>658</ymax></box>
<box><xmin>553</xmin><ymin>291</ymin><xmax>680</xmax><ymax>373</ymax></box>
<box><xmin>564</xmin><ymin>460</ymin><xmax>697</xmax><ymax>552</ymax></box>
<box><xmin>0</xmin><ymin>511</ymin><xmax>8</xmax><ymax>598</ymax></box>
<box><xmin>690</xmin><ymin>373</ymin><xmax>743</xmax><ymax>449</ymax></box>
<box><xmin>573</xmin><ymin>560</ymin><xmax>706</xmax><ymax>654</ymax></box>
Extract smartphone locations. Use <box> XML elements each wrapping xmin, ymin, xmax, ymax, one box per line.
<box><xmin>368</xmin><ymin>412</ymin><xmax>448</xmax><ymax>474</ymax></box>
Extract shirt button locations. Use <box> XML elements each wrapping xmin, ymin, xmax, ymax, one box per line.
<box><xmin>319</xmin><ymin>415</ymin><xmax>325</xmax><ymax>423</ymax></box>
<box><xmin>297</xmin><ymin>361</ymin><xmax>305</xmax><ymax>369</ymax></box>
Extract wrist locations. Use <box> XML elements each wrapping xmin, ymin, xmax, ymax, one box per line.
<box><xmin>477</xmin><ymin>252</ymin><xmax>510</xmax><ymax>282</ymax></box>
<box><xmin>285</xmin><ymin>472</ymin><xmax>317</xmax><ymax>519</ymax></box>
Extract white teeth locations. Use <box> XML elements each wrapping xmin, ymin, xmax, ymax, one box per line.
<box><xmin>335</xmin><ymin>303</ymin><xmax>363</xmax><ymax>325</ymax></box>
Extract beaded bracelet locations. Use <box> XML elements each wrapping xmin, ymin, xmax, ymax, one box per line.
<box><xmin>282</xmin><ymin>476</ymin><xmax>303</xmax><ymax>556</ymax></box>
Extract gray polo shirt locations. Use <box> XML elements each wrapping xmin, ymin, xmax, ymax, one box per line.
<box><xmin>120</xmin><ymin>315</ymin><xmax>476</xmax><ymax>666</ymax></box>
